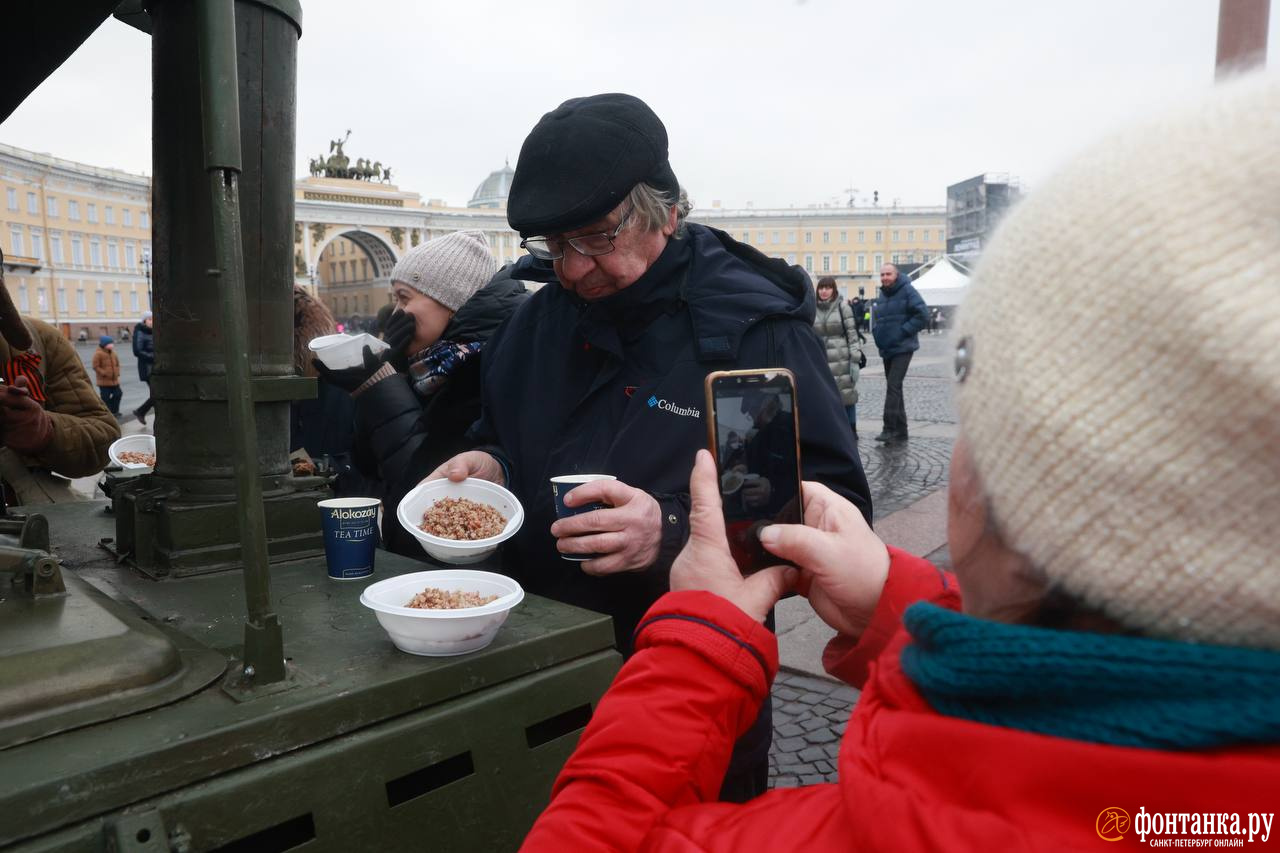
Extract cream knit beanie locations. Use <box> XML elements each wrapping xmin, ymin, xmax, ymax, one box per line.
<box><xmin>954</xmin><ymin>73</ymin><xmax>1280</xmax><ymax>650</ymax></box>
<box><xmin>390</xmin><ymin>230</ymin><xmax>496</xmax><ymax>312</ymax></box>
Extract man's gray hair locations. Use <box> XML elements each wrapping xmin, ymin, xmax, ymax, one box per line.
<box><xmin>626</xmin><ymin>182</ymin><xmax>692</xmax><ymax>238</ymax></box>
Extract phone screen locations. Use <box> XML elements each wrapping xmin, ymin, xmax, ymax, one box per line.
<box><xmin>707</xmin><ymin>370</ymin><xmax>803</xmax><ymax>574</ymax></box>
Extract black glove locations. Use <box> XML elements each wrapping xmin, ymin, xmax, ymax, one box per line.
<box><xmin>382</xmin><ymin>310</ymin><xmax>417</xmax><ymax>373</ymax></box>
<box><xmin>313</xmin><ymin>345</ymin><xmax>386</xmax><ymax>394</ymax></box>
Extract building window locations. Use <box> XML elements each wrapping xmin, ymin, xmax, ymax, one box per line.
<box><xmin>857</xmin><ymin>254</ymin><xmax>866</xmax><ymax>272</ymax></box>
<box><xmin>874</xmin><ymin>230</ymin><xmax>882</xmax><ymax>243</ymax></box>
<box><xmin>68</xmin><ymin>200</ymin><xmax>80</xmax><ymax>221</ymax></box>
<box><xmin>756</xmin><ymin>232</ymin><xmax>765</xmax><ymax>244</ymax></box>
<box><xmin>839</xmin><ymin>230</ymin><xmax>848</xmax><ymax>243</ymax></box>
<box><xmin>741</xmin><ymin>232</ymin><xmax>750</xmax><ymax>244</ymax></box>
<box><xmin>50</xmin><ymin>233</ymin><xmax>62</xmax><ymax>263</ymax></box>
<box><xmin>786</xmin><ymin>254</ymin><xmax>796</xmax><ymax>264</ymax></box>
<box><xmin>140</xmin><ymin>211</ymin><xmax>149</xmax><ymax>229</ymax></box>
<box><xmin>10</xmin><ymin>226</ymin><xmax>23</xmax><ymax>256</ymax></box>
<box><xmin>822</xmin><ymin>231</ymin><xmax>830</xmax><ymax>244</ymax></box>
<box><xmin>804</xmin><ymin>232</ymin><xmax>813</xmax><ymax>244</ymax></box>
<box><xmin>907</xmin><ymin>230</ymin><xmax>914</xmax><ymax>242</ymax></box>
<box><xmin>921</xmin><ymin>229</ymin><xmax>929</xmax><ymax>242</ymax></box>
<box><xmin>105</xmin><ymin>206</ymin><xmax>115</xmax><ymax>225</ymax></box>
<box><xmin>46</xmin><ymin>197</ymin><xmax>58</xmax><ymax>218</ymax></box>
<box><xmin>874</xmin><ymin>253</ymin><xmax>883</xmax><ymax>269</ymax></box>
<box><xmin>804</xmin><ymin>254</ymin><xmax>814</xmax><ymax>272</ymax></box>
<box><xmin>96</xmin><ymin>288</ymin><xmax>105</xmax><ymax>313</ymax></box>
<box><xmin>87</xmin><ymin>203</ymin><xmax>98</xmax><ymax>224</ymax></box>
<box><xmin>107</xmin><ymin>241</ymin><xmax>119</xmax><ymax>268</ymax></box>
<box><xmin>76</xmin><ymin>289</ymin><xmax>86</xmax><ymax>312</ymax></box>
<box><xmin>26</xmin><ymin>192</ymin><xmax>37</xmax><ymax>214</ymax></box>
<box><xmin>123</xmin><ymin>209</ymin><xmax>132</xmax><ymax>227</ymax></box>
<box><xmin>787</xmin><ymin>231</ymin><xmax>796</xmax><ymax>243</ymax></box>
<box><xmin>37</xmin><ymin>287</ymin><xmax>48</xmax><ymax>313</ymax></box>
<box><xmin>130</xmin><ymin>291</ymin><xmax>139</xmax><ymax>313</ymax></box>
<box><xmin>90</xmin><ymin>238</ymin><xmax>102</xmax><ymax>266</ymax></box>
<box><xmin>113</xmin><ymin>290</ymin><xmax>123</xmax><ymax>313</ymax></box>
<box><xmin>125</xmin><ymin>243</ymin><xmax>136</xmax><ymax>268</ymax></box>
<box><xmin>821</xmin><ymin>255</ymin><xmax>831</xmax><ymax>272</ymax></box>
<box><xmin>17</xmin><ymin>284</ymin><xmax>28</xmax><ymax>311</ymax></box>
<box><xmin>5</xmin><ymin>188</ymin><xmax>16</xmax><ymax>211</ymax></box>
<box><xmin>30</xmin><ymin>229</ymin><xmax>43</xmax><ymax>261</ymax></box>
<box><xmin>57</xmin><ymin>288</ymin><xmax>67</xmax><ymax>312</ymax></box>
<box><xmin>891</xmin><ymin>230</ymin><xmax>899</xmax><ymax>242</ymax></box>
<box><xmin>857</xmin><ymin>230</ymin><xmax>865</xmax><ymax>243</ymax></box>
<box><xmin>71</xmin><ymin>235</ymin><xmax>83</xmax><ymax>265</ymax></box>
<box><xmin>771</xmin><ymin>231</ymin><xmax>779</xmax><ymax>244</ymax></box>
<box><xmin>839</xmin><ymin>254</ymin><xmax>849</xmax><ymax>272</ymax></box>
<box><xmin>891</xmin><ymin>253</ymin><xmax>900</xmax><ymax>264</ymax></box>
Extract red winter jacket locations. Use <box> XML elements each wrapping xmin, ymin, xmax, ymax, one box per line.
<box><xmin>522</xmin><ymin>548</ymin><xmax>1280</xmax><ymax>852</ymax></box>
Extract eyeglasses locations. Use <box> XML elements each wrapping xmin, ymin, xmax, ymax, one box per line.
<box><xmin>520</xmin><ymin>208</ymin><xmax>632</xmax><ymax>261</ymax></box>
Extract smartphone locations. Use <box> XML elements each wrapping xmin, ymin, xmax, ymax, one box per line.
<box><xmin>704</xmin><ymin>368</ymin><xmax>804</xmax><ymax>574</ymax></box>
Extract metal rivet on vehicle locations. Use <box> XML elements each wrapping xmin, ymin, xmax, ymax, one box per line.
<box><xmin>954</xmin><ymin>336</ymin><xmax>972</xmax><ymax>383</ymax></box>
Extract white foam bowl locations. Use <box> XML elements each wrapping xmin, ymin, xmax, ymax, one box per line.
<box><xmin>108</xmin><ymin>434</ymin><xmax>157</xmax><ymax>469</ymax></box>
<box><xmin>308</xmin><ymin>333</ymin><xmax>390</xmax><ymax>370</ymax></box>
<box><xmin>360</xmin><ymin>569</ymin><xmax>524</xmax><ymax>656</ymax></box>
<box><xmin>397</xmin><ymin>478</ymin><xmax>524</xmax><ymax>565</ymax></box>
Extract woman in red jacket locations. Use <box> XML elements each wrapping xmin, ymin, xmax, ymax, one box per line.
<box><xmin>522</xmin><ymin>75</ymin><xmax>1280</xmax><ymax>852</ymax></box>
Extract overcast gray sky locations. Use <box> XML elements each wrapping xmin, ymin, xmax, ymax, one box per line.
<box><xmin>3</xmin><ymin>1</ymin><xmax>1275</xmax><ymax>209</ymax></box>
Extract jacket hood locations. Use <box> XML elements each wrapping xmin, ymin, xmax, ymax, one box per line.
<box><xmin>683</xmin><ymin>224</ymin><xmax>814</xmax><ymax>360</ymax></box>
<box><xmin>443</xmin><ymin>265</ymin><xmax>529</xmax><ymax>343</ymax></box>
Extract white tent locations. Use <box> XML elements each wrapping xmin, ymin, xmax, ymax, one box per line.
<box><xmin>911</xmin><ymin>256</ymin><xmax>970</xmax><ymax>307</ymax></box>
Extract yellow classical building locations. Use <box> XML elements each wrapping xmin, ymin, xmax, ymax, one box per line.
<box><xmin>0</xmin><ymin>143</ymin><xmax>153</xmax><ymax>340</ymax></box>
<box><xmin>687</xmin><ymin>204</ymin><xmax>947</xmax><ymax>297</ymax></box>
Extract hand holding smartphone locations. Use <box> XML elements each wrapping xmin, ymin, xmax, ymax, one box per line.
<box><xmin>704</xmin><ymin>368</ymin><xmax>804</xmax><ymax>574</ymax></box>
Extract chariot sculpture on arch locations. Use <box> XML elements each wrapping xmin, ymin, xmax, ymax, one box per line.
<box><xmin>306</xmin><ymin>131</ymin><xmax>393</xmax><ymax>182</ymax></box>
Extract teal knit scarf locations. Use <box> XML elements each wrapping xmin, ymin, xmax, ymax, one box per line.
<box><xmin>900</xmin><ymin>603</ymin><xmax>1280</xmax><ymax>750</ymax></box>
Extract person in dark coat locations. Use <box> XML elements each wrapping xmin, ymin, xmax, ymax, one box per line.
<box><xmin>871</xmin><ymin>264</ymin><xmax>929</xmax><ymax>444</ymax></box>
<box><xmin>315</xmin><ymin>232</ymin><xmax>524</xmax><ymax>558</ymax></box>
<box><xmin>427</xmin><ymin>93</ymin><xmax>871</xmax><ymax>804</ymax></box>
<box><xmin>131</xmin><ymin>311</ymin><xmax>155</xmax><ymax>425</ymax></box>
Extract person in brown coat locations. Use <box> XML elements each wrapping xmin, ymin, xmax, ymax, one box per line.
<box><xmin>0</xmin><ymin>248</ymin><xmax>119</xmax><ymax>504</ymax></box>
<box><xmin>91</xmin><ymin>335</ymin><xmax>122</xmax><ymax>416</ymax></box>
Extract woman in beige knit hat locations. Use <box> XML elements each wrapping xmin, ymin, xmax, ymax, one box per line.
<box><xmin>522</xmin><ymin>74</ymin><xmax>1280</xmax><ymax>852</ymax></box>
<box><xmin>313</xmin><ymin>230</ymin><xmax>527</xmax><ymax>556</ymax></box>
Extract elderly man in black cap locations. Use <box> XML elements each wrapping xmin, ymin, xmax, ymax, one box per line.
<box><xmin>429</xmin><ymin>93</ymin><xmax>871</xmax><ymax>801</ymax></box>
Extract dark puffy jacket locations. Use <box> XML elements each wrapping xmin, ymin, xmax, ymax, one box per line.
<box><xmin>871</xmin><ymin>273</ymin><xmax>929</xmax><ymax>358</ymax></box>
<box><xmin>132</xmin><ymin>322</ymin><xmax>154</xmax><ymax>382</ymax></box>
<box><xmin>472</xmin><ymin>223</ymin><xmax>871</xmax><ymax>650</ymax></box>
<box><xmin>352</xmin><ymin>270</ymin><xmax>528</xmax><ymax>557</ymax></box>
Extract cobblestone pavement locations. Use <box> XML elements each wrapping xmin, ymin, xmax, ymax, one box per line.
<box><xmin>768</xmin><ymin>333</ymin><xmax>958</xmax><ymax>787</ymax></box>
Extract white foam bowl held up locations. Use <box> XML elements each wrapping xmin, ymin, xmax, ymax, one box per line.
<box><xmin>308</xmin><ymin>333</ymin><xmax>390</xmax><ymax>370</ymax></box>
<box><xmin>108</xmin><ymin>434</ymin><xmax>157</xmax><ymax>469</ymax></box>
<box><xmin>397</xmin><ymin>478</ymin><xmax>524</xmax><ymax>565</ymax></box>
<box><xmin>360</xmin><ymin>569</ymin><xmax>524</xmax><ymax>656</ymax></box>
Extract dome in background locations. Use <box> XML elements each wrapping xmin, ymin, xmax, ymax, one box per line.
<box><xmin>468</xmin><ymin>161</ymin><xmax>515</xmax><ymax>208</ymax></box>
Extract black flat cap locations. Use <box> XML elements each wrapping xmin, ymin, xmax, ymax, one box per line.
<box><xmin>507</xmin><ymin>93</ymin><xmax>680</xmax><ymax>237</ymax></box>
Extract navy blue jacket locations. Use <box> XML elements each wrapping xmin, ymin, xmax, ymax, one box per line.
<box><xmin>473</xmin><ymin>223</ymin><xmax>872</xmax><ymax>651</ymax></box>
<box><xmin>871</xmin><ymin>273</ymin><xmax>929</xmax><ymax>358</ymax></box>
<box><xmin>132</xmin><ymin>322</ymin><xmax>154</xmax><ymax>382</ymax></box>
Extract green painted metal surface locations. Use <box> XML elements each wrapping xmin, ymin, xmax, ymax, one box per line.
<box><xmin>0</xmin><ymin>502</ymin><xmax>619</xmax><ymax>851</ymax></box>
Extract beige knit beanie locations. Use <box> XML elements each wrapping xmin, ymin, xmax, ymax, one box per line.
<box><xmin>390</xmin><ymin>230</ymin><xmax>496</xmax><ymax>312</ymax></box>
<box><xmin>954</xmin><ymin>73</ymin><xmax>1280</xmax><ymax>650</ymax></box>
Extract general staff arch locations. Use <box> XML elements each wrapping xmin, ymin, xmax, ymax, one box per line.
<box><xmin>293</xmin><ymin>174</ymin><xmax>524</xmax><ymax>326</ymax></box>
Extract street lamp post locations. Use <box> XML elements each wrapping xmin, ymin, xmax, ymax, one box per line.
<box><xmin>142</xmin><ymin>246</ymin><xmax>153</xmax><ymax>310</ymax></box>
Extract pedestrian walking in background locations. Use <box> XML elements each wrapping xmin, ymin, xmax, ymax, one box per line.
<box><xmin>848</xmin><ymin>291</ymin><xmax>868</xmax><ymax>343</ymax></box>
<box><xmin>871</xmin><ymin>263</ymin><xmax>929</xmax><ymax>445</ymax></box>
<box><xmin>91</xmin><ymin>336</ymin><xmax>122</xmax><ymax>416</ymax></box>
<box><xmin>131</xmin><ymin>311</ymin><xmax>155</xmax><ymax>426</ymax></box>
<box><xmin>814</xmin><ymin>277</ymin><xmax>862</xmax><ymax>440</ymax></box>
